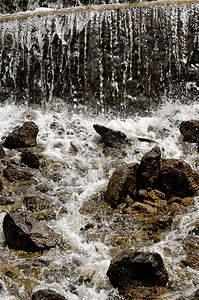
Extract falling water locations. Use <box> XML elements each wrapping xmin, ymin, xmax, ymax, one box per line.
<box><xmin>0</xmin><ymin>1</ymin><xmax>199</xmax><ymax>300</ymax></box>
<box><xmin>0</xmin><ymin>2</ymin><xmax>199</xmax><ymax>108</ymax></box>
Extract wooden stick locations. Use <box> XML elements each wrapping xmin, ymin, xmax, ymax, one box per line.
<box><xmin>0</xmin><ymin>0</ymin><xmax>198</xmax><ymax>22</ymax></box>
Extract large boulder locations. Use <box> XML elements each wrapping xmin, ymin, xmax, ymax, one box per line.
<box><xmin>159</xmin><ymin>158</ymin><xmax>199</xmax><ymax>198</ymax></box>
<box><xmin>3</xmin><ymin>164</ymin><xmax>32</xmax><ymax>182</ymax></box>
<box><xmin>32</xmin><ymin>289</ymin><xmax>67</xmax><ymax>300</ymax></box>
<box><xmin>93</xmin><ymin>124</ymin><xmax>129</xmax><ymax>148</ymax></box>
<box><xmin>4</xmin><ymin>121</ymin><xmax>39</xmax><ymax>149</ymax></box>
<box><xmin>180</xmin><ymin>120</ymin><xmax>199</xmax><ymax>142</ymax></box>
<box><xmin>107</xmin><ymin>250</ymin><xmax>169</xmax><ymax>294</ymax></box>
<box><xmin>104</xmin><ymin>163</ymin><xmax>139</xmax><ymax>208</ymax></box>
<box><xmin>3</xmin><ymin>213</ymin><xmax>57</xmax><ymax>252</ymax></box>
<box><xmin>137</xmin><ymin>146</ymin><xmax>161</xmax><ymax>190</ymax></box>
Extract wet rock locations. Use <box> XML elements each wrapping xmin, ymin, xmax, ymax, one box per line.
<box><xmin>159</xmin><ymin>158</ymin><xmax>199</xmax><ymax>198</ymax></box>
<box><xmin>93</xmin><ymin>124</ymin><xmax>129</xmax><ymax>148</ymax></box>
<box><xmin>23</xmin><ymin>195</ymin><xmax>51</xmax><ymax>212</ymax></box>
<box><xmin>3</xmin><ymin>164</ymin><xmax>32</xmax><ymax>182</ymax></box>
<box><xmin>3</xmin><ymin>213</ymin><xmax>57</xmax><ymax>252</ymax></box>
<box><xmin>182</xmin><ymin>236</ymin><xmax>199</xmax><ymax>270</ymax></box>
<box><xmin>104</xmin><ymin>163</ymin><xmax>139</xmax><ymax>208</ymax></box>
<box><xmin>0</xmin><ymin>145</ymin><xmax>5</xmax><ymax>158</ymax></box>
<box><xmin>151</xmin><ymin>216</ymin><xmax>173</xmax><ymax>231</ymax></box>
<box><xmin>4</xmin><ymin>121</ymin><xmax>39</xmax><ymax>149</ymax></box>
<box><xmin>137</xmin><ymin>146</ymin><xmax>161</xmax><ymax>190</ymax></box>
<box><xmin>32</xmin><ymin>289</ymin><xmax>67</xmax><ymax>300</ymax></box>
<box><xmin>125</xmin><ymin>202</ymin><xmax>157</xmax><ymax>215</ymax></box>
<box><xmin>180</xmin><ymin>120</ymin><xmax>199</xmax><ymax>142</ymax></box>
<box><xmin>0</xmin><ymin>195</ymin><xmax>14</xmax><ymax>205</ymax></box>
<box><xmin>21</xmin><ymin>149</ymin><xmax>41</xmax><ymax>168</ymax></box>
<box><xmin>107</xmin><ymin>250</ymin><xmax>169</xmax><ymax>294</ymax></box>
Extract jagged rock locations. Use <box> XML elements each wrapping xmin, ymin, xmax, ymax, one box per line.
<box><xmin>180</xmin><ymin>120</ymin><xmax>199</xmax><ymax>142</ymax></box>
<box><xmin>125</xmin><ymin>202</ymin><xmax>157</xmax><ymax>215</ymax></box>
<box><xmin>104</xmin><ymin>163</ymin><xmax>139</xmax><ymax>208</ymax></box>
<box><xmin>32</xmin><ymin>289</ymin><xmax>67</xmax><ymax>300</ymax></box>
<box><xmin>21</xmin><ymin>149</ymin><xmax>41</xmax><ymax>168</ymax></box>
<box><xmin>107</xmin><ymin>250</ymin><xmax>169</xmax><ymax>295</ymax></box>
<box><xmin>3</xmin><ymin>213</ymin><xmax>57</xmax><ymax>252</ymax></box>
<box><xmin>4</xmin><ymin>121</ymin><xmax>39</xmax><ymax>149</ymax></box>
<box><xmin>159</xmin><ymin>158</ymin><xmax>199</xmax><ymax>198</ymax></box>
<box><xmin>23</xmin><ymin>195</ymin><xmax>51</xmax><ymax>212</ymax></box>
<box><xmin>0</xmin><ymin>145</ymin><xmax>5</xmax><ymax>158</ymax></box>
<box><xmin>93</xmin><ymin>124</ymin><xmax>129</xmax><ymax>148</ymax></box>
<box><xmin>137</xmin><ymin>146</ymin><xmax>161</xmax><ymax>190</ymax></box>
<box><xmin>3</xmin><ymin>164</ymin><xmax>32</xmax><ymax>182</ymax></box>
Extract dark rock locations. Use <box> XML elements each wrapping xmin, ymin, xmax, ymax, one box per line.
<box><xmin>3</xmin><ymin>164</ymin><xmax>32</xmax><ymax>182</ymax></box>
<box><xmin>4</xmin><ymin>121</ymin><xmax>39</xmax><ymax>149</ymax></box>
<box><xmin>180</xmin><ymin>120</ymin><xmax>199</xmax><ymax>142</ymax></box>
<box><xmin>137</xmin><ymin>146</ymin><xmax>161</xmax><ymax>190</ymax></box>
<box><xmin>3</xmin><ymin>213</ymin><xmax>57</xmax><ymax>252</ymax></box>
<box><xmin>159</xmin><ymin>158</ymin><xmax>199</xmax><ymax>198</ymax></box>
<box><xmin>104</xmin><ymin>163</ymin><xmax>139</xmax><ymax>208</ymax></box>
<box><xmin>107</xmin><ymin>250</ymin><xmax>169</xmax><ymax>294</ymax></box>
<box><xmin>93</xmin><ymin>124</ymin><xmax>129</xmax><ymax>148</ymax></box>
<box><xmin>21</xmin><ymin>149</ymin><xmax>40</xmax><ymax>168</ymax></box>
<box><xmin>32</xmin><ymin>289</ymin><xmax>67</xmax><ymax>300</ymax></box>
<box><xmin>0</xmin><ymin>145</ymin><xmax>5</xmax><ymax>158</ymax></box>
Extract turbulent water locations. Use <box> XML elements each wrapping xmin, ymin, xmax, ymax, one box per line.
<box><xmin>0</xmin><ymin>99</ymin><xmax>198</xmax><ymax>299</ymax></box>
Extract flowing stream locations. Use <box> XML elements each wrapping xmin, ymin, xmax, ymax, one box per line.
<box><xmin>0</xmin><ymin>1</ymin><xmax>199</xmax><ymax>300</ymax></box>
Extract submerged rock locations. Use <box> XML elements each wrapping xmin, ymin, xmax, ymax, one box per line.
<box><xmin>3</xmin><ymin>213</ymin><xmax>57</xmax><ymax>252</ymax></box>
<box><xmin>104</xmin><ymin>163</ymin><xmax>139</xmax><ymax>208</ymax></box>
<box><xmin>21</xmin><ymin>149</ymin><xmax>41</xmax><ymax>168</ymax></box>
<box><xmin>32</xmin><ymin>289</ymin><xmax>67</xmax><ymax>300</ymax></box>
<box><xmin>3</xmin><ymin>164</ymin><xmax>32</xmax><ymax>182</ymax></box>
<box><xmin>107</xmin><ymin>250</ymin><xmax>169</xmax><ymax>294</ymax></box>
<box><xmin>182</xmin><ymin>236</ymin><xmax>199</xmax><ymax>269</ymax></box>
<box><xmin>180</xmin><ymin>120</ymin><xmax>199</xmax><ymax>142</ymax></box>
<box><xmin>4</xmin><ymin>121</ymin><xmax>39</xmax><ymax>149</ymax></box>
<box><xmin>137</xmin><ymin>146</ymin><xmax>161</xmax><ymax>190</ymax></box>
<box><xmin>93</xmin><ymin>124</ymin><xmax>129</xmax><ymax>148</ymax></box>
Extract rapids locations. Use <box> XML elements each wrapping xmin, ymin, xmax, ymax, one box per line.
<box><xmin>0</xmin><ymin>99</ymin><xmax>198</xmax><ymax>299</ymax></box>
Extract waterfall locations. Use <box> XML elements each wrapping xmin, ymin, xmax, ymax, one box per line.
<box><xmin>0</xmin><ymin>2</ymin><xmax>199</xmax><ymax>108</ymax></box>
<box><xmin>0</xmin><ymin>2</ymin><xmax>199</xmax><ymax>300</ymax></box>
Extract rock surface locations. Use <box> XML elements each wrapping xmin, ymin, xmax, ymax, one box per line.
<box><xmin>93</xmin><ymin>124</ymin><xmax>129</xmax><ymax>148</ymax></box>
<box><xmin>159</xmin><ymin>158</ymin><xmax>199</xmax><ymax>198</ymax></box>
<box><xmin>21</xmin><ymin>149</ymin><xmax>40</xmax><ymax>168</ymax></box>
<box><xmin>137</xmin><ymin>145</ymin><xmax>161</xmax><ymax>189</ymax></box>
<box><xmin>3</xmin><ymin>213</ymin><xmax>57</xmax><ymax>252</ymax></box>
<box><xmin>4</xmin><ymin>121</ymin><xmax>39</xmax><ymax>149</ymax></box>
<box><xmin>107</xmin><ymin>250</ymin><xmax>169</xmax><ymax>294</ymax></box>
<box><xmin>104</xmin><ymin>163</ymin><xmax>139</xmax><ymax>208</ymax></box>
<box><xmin>180</xmin><ymin>120</ymin><xmax>199</xmax><ymax>142</ymax></box>
<box><xmin>32</xmin><ymin>289</ymin><xmax>67</xmax><ymax>300</ymax></box>
<box><xmin>3</xmin><ymin>164</ymin><xmax>32</xmax><ymax>182</ymax></box>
